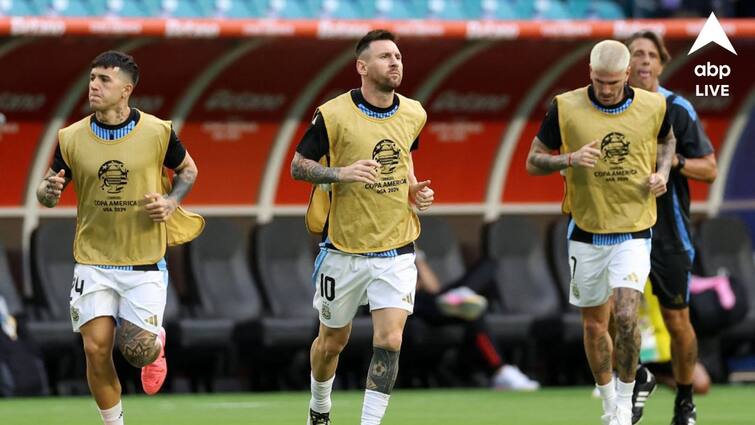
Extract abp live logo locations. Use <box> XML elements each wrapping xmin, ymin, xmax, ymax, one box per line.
<box><xmin>688</xmin><ymin>13</ymin><xmax>736</xmax><ymax>97</ymax></box>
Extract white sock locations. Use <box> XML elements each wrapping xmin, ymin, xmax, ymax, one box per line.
<box><xmin>99</xmin><ymin>400</ymin><xmax>124</xmax><ymax>425</ymax></box>
<box><xmin>361</xmin><ymin>389</ymin><xmax>390</xmax><ymax>425</ymax></box>
<box><xmin>309</xmin><ymin>373</ymin><xmax>335</xmax><ymax>414</ymax></box>
<box><xmin>616</xmin><ymin>379</ymin><xmax>635</xmax><ymax>411</ymax></box>
<box><xmin>596</xmin><ymin>378</ymin><xmax>616</xmax><ymax>415</ymax></box>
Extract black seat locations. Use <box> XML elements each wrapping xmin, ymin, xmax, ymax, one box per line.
<box><xmin>412</xmin><ymin>217</ymin><xmax>476</xmax><ymax>385</ymax></box>
<box><xmin>548</xmin><ymin>216</ymin><xmax>583</xmax><ymax>342</ymax></box>
<box><xmin>28</xmin><ymin>220</ymin><xmax>86</xmax><ymax>393</ymax></box>
<box><xmin>254</xmin><ymin>217</ymin><xmax>378</xmax><ymax>349</ymax></box>
<box><xmin>184</xmin><ymin>218</ymin><xmax>262</xmax><ymax>348</ymax></box>
<box><xmin>416</xmin><ymin>216</ymin><xmax>466</xmax><ymax>285</ymax></box>
<box><xmin>254</xmin><ymin>217</ymin><xmax>361</xmax><ymax>389</ymax></box>
<box><xmin>0</xmin><ymin>239</ymin><xmax>51</xmax><ymax>395</ymax></box>
<box><xmin>252</xmin><ymin>217</ymin><xmax>326</xmax><ymax>347</ymax></box>
<box><xmin>696</xmin><ymin>217</ymin><xmax>755</xmax><ymax>340</ymax></box>
<box><xmin>484</xmin><ymin>216</ymin><xmax>563</xmax><ymax>341</ymax></box>
<box><xmin>414</xmin><ymin>216</ymin><xmax>477</xmax><ymax>346</ymax></box>
<box><xmin>0</xmin><ymin>240</ymin><xmax>22</xmax><ymax>318</ymax></box>
<box><xmin>29</xmin><ymin>220</ymin><xmax>80</xmax><ymax>348</ymax></box>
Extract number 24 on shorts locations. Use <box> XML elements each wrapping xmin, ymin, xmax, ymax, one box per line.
<box><xmin>70</xmin><ymin>276</ymin><xmax>85</xmax><ymax>300</ymax></box>
<box><xmin>319</xmin><ymin>274</ymin><xmax>335</xmax><ymax>301</ymax></box>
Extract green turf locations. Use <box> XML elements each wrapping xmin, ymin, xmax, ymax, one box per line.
<box><xmin>1</xmin><ymin>386</ymin><xmax>753</xmax><ymax>424</ymax></box>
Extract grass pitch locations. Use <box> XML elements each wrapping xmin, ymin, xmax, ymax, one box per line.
<box><xmin>1</xmin><ymin>385</ymin><xmax>753</xmax><ymax>424</ymax></box>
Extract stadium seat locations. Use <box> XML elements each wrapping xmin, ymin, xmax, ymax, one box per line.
<box><xmin>564</xmin><ymin>0</ymin><xmax>589</xmax><ymax>18</ymax></box>
<box><xmin>476</xmin><ymin>0</ymin><xmax>519</xmax><ymax>20</ymax></box>
<box><xmin>566</xmin><ymin>0</ymin><xmax>625</xmax><ymax>19</ymax></box>
<box><xmin>210</xmin><ymin>0</ymin><xmax>263</xmax><ymax>18</ymax></box>
<box><xmin>374</xmin><ymin>0</ymin><xmax>424</xmax><ymax>20</ymax></box>
<box><xmin>107</xmin><ymin>0</ymin><xmax>160</xmax><ymax>17</ymax></box>
<box><xmin>256</xmin><ymin>218</ymin><xmax>383</xmax><ymax>376</ymax></box>
<box><xmin>696</xmin><ymin>217</ymin><xmax>755</xmax><ymax>341</ymax></box>
<box><xmin>0</xmin><ymin>242</ymin><xmax>24</xmax><ymax>322</ymax></box>
<box><xmin>484</xmin><ymin>216</ymin><xmax>563</xmax><ymax>341</ymax></box>
<box><xmin>533</xmin><ymin>0</ymin><xmax>571</xmax><ymax>20</ymax></box>
<box><xmin>29</xmin><ymin>220</ymin><xmax>81</xmax><ymax>348</ymax></box>
<box><xmin>0</xmin><ymin>0</ymin><xmax>42</xmax><ymax>16</ymax></box>
<box><xmin>416</xmin><ymin>216</ymin><xmax>466</xmax><ymax>285</ymax></box>
<box><xmin>158</xmin><ymin>0</ymin><xmax>209</xmax><ymax>17</ymax></box>
<box><xmin>185</xmin><ymin>217</ymin><xmax>313</xmax><ymax>389</ymax></box>
<box><xmin>28</xmin><ymin>220</ymin><xmax>85</xmax><ymax>392</ymax></box>
<box><xmin>547</xmin><ymin>216</ymin><xmax>583</xmax><ymax>342</ymax></box>
<box><xmin>49</xmin><ymin>0</ymin><xmax>105</xmax><ymax>16</ymax></box>
<box><xmin>0</xmin><ymin>239</ymin><xmax>51</xmax><ymax>396</ymax></box>
<box><xmin>423</xmin><ymin>0</ymin><xmax>471</xmax><ymax>20</ymax></box>
<box><xmin>509</xmin><ymin>0</ymin><xmax>534</xmax><ymax>19</ymax></box>
<box><xmin>257</xmin><ymin>0</ymin><xmax>317</xmax><ymax>19</ymax></box>
<box><xmin>411</xmin><ymin>217</ymin><xmax>475</xmax><ymax>382</ymax></box>
<box><xmin>252</xmin><ymin>217</ymin><xmax>323</xmax><ymax>343</ymax></box>
<box><xmin>254</xmin><ymin>217</ymin><xmax>368</xmax><ymax>388</ymax></box>
<box><xmin>318</xmin><ymin>0</ymin><xmax>369</xmax><ymax>19</ymax></box>
<box><xmin>588</xmin><ymin>0</ymin><xmax>625</xmax><ymax>19</ymax></box>
<box><xmin>184</xmin><ymin>218</ymin><xmax>266</xmax><ymax>347</ymax></box>
<box><xmin>0</xmin><ymin>241</ymin><xmax>23</xmax><ymax>318</ymax></box>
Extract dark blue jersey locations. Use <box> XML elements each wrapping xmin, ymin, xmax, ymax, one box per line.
<box><xmin>652</xmin><ymin>87</ymin><xmax>714</xmax><ymax>253</ymax></box>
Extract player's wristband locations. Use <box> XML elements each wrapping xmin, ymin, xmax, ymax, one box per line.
<box><xmin>567</xmin><ymin>153</ymin><xmax>573</xmax><ymax>167</ymax></box>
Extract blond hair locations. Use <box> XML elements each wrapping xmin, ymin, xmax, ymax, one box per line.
<box><xmin>590</xmin><ymin>40</ymin><xmax>630</xmax><ymax>73</ymax></box>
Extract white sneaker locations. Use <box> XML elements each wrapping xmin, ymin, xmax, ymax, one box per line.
<box><xmin>437</xmin><ymin>286</ymin><xmax>488</xmax><ymax>321</ymax></box>
<box><xmin>492</xmin><ymin>365</ymin><xmax>540</xmax><ymax>391</ymax></box>
<box><xmin>609</xmin><ymin>406</ymin><xmax>632</xmax><ymax>425</ymax></box>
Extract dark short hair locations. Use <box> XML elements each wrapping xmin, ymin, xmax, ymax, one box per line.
<box><xmin>91</xmin><ymin>50</ymin><xmax>140</xmax><ymax>85</ymax></box>
<box><xmin>625</xmin><ymin>31</ymin><xmax>671</xmax><ymax>65</ymax></box>
<box><xmin>355</xmin><ymin>29</ymin><xmax>397</xmax><ymax>57</ymax></box>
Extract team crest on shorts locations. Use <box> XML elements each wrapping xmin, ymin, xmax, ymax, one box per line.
<box><xmin>321</xmin><ymin>304</ymin><xmax>331</xmax><ymax>320</ymax></box>
<box><xmin>571</xmin><ymin>282</ymin><xmax>580</xmax><ymax>299</ymax></box>
<box><xmin>70</xmin><ymin>306</ymin><xmax>80</xmax><ymax>322</ymax></box>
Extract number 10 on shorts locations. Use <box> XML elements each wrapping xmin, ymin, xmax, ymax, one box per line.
<box><xmin>319</xmin><ymin>274</ymin><xmax>336</xmax><ymax>301</ymax></box>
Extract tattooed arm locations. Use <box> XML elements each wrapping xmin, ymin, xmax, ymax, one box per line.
<box><xmin>526</xmin><ymin>137</ymin><xmax>601</xmax><ymax>176</ymax></box>
<box><xmin>649</xmin><ymin>127</ymin><xmax>676</xmax><ymax>197</ymax></box>
<box><xmin>166</xmin><ymin>152</ymin><xmax>198</xmax><ymax>205</ymax></box>
<box><xmin>526</xmin><ymin>137</ymin><xmax>569</xmax><ymax>175</ymax></box>
<box><xmin>36</xmin><ymin>168</ymin><xmax>70</xmax><ymax>208</ymax></box>
<box><xmin>290</xmin><ymin>152</ymin><xmax>339</xmax><ymax>183</ymax></box>
<box><xmin>144</xmin><ymin>152</ymin><xmax>198</xmax><ymax>222</ymax></box>
<box><xmin>656</xmin><ymin>126</ymin><xmax>676</xmax><ymax>181</ymax></box>
<box><xmin>290</xmin><ymin>152</ymin><xmax>379</xmax><ymax>184</ymax></box>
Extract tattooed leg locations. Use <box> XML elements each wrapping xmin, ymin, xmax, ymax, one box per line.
<box><xmin>116</xmin><ymin>320</ymin><xmax>161</xmax><ymax>368</ymax></box>
<box><xmin>581</xmin><ymin>302</ymin><xmax>614</xmax><ymax>385</ymax></box>
<box><xmin>612</xmin><ymin>287</ymin><xmax>642</xmax><ymax>382</ymax></box>
<box><xmin>365</xmin><ymin>347</ymin><xmax>400</xmax><ymax>394</ymax></box>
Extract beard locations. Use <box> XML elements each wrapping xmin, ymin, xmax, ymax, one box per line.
<box><xmin>375</xmin><ymin>73</ymin><xmax>402</xmax><ymax>92</ymax></box>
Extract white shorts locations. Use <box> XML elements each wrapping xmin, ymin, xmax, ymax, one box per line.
<box><xmin>69</xmin><ymin>262</ymin><xmax>168</xmax><ymax>335</ymax></box>
<box><xmin>568</xmin><ymin>238</ymin><xmax>651</xmax><ymax>308</ymax></box>
<box><xmin>312</xmin><ymin>248</ymin><xmax>417</xmax><ymax>328</ymax></box>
